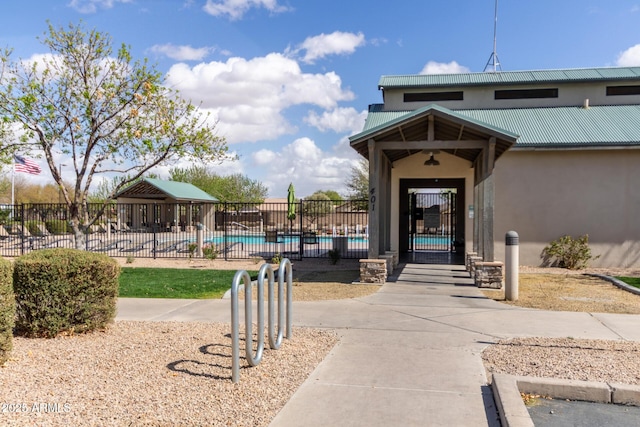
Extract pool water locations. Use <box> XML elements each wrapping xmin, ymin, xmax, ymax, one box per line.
<box><xmin>203</xmin><ymin>234</ymin><xmax>368</xmax><ymax>245</ymax></box>
<box><xmin>413</xmin><ymin>236</ymin><xmax>451</xmax><ymax>245</ymax></box>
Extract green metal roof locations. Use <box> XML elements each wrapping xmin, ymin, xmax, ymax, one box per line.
<box><xmin>378</xmin><ymin>67</ymin><xmax>640</xmax><ymax>89</ymax></box>
<box><xmin>116</xmin><ymin>178</ymin><xmax>218</xmax><ymax>202</ymax></box>
<box><xmin>350</xmin><ymin>103</ymin><xmax>518</xmax><ymax>144</ymax></box>
<box><xmin>358</xmin><ymin>104</ymin><xmax>640</xmax><ymax>148</ymax></box>
<box><xmin>349</xmin><ymin>104</ymin><xmax>518</xmax><ymax>164</ymax></box>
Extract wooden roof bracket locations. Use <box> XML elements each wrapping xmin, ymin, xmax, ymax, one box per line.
<box><xmin>454</xmin><ymin>124</ymin><xmax>465</xmax><ymax>156</ymax></box>
<box><xmin>427</xmin><ymin>115</ymin><xmax>435</xmax><ymax>142</ymax></box>
<box><xmin>398</xmin><ymin>126</ymin><xmax>411</xmax><ymax>157</ymax></box>
<box><xmin>473</xmin><ymin>137</ymin><xmax>497</xmax><ymax>183</ymax></box>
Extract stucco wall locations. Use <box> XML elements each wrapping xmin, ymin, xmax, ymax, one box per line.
<box><xmin>493</xmin><ymin>149</ymin><xmax>640</xmax><ymax>268</ymax></box>
<box><xmin>383</xmin><ymin>81</ymin><xmax>640</xmax><ymax>111</ymax></box>
<box><xmin>390</xmin><ymin>151</ymin><xmax>475</xmax><ymax>253</ymax></box>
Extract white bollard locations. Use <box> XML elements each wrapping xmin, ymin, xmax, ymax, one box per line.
<box><xmin>505</xmin><ymin>231</ymin><xmax>519</xmax><ymax>301</ymax></box>
<box><xmin>196</xmin><ymin>223</ymin><xmax>204</xmax><ymax>257</ymax></box>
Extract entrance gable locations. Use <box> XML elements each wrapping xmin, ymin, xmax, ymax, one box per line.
<box><xmin>349</xmin><ymin>104</ymin><xmax>518</xmax><ymax>165</ymax></box>
<box><xmin>349</xmin><ymin>104</ymin><xmax>519</xmax><ymax>261</ymax></box>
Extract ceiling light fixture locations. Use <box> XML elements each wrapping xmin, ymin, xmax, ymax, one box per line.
<box><xmin>424</xmin><ymin>152</ymin><xmax>440</xmax><ymax>166</ymax></box>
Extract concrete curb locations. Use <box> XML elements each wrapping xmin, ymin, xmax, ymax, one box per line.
<box><xmin>492</xmin><ymin>374</ymin><xmax>640</xmax><ymax>427</ymax></box>
<box><xmin>589</xmin><ymin>274</ymin><xmax>640</xmax><ymax>296</ymax></box>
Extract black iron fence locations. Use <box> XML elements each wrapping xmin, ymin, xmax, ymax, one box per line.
<box><xmin>410</xmin><ymin>192</ymin><xmax>456</xmax><ymax>252</ymax></box>
<box><xmin>0</xmin><ymin>201</ymin><xmax>368</xmax><ymax>261</ymax></box>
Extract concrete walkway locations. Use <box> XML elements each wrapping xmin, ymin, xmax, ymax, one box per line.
<box><xmin>116</xmin><ymin>263</ymin><xmax>640</xmax><ymax>426</ymax></box>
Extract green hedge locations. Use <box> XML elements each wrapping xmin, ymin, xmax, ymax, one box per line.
<box><xmin>0</xmin><ymin>258</ymin><xmax>14</xmax><ymax>365</ymax></box>
<box><xmin>13</xmin><ymin>249</ymin><xmax>120</xmax><ymax>338</ymax></box>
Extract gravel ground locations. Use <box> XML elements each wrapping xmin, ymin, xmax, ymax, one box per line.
<box><xmin>4</xmin><ymin>258</ymin><xmax>640</xmax><ymax>424</ymax></box>
<box><xmin>482</xmin><ymin>337</ymin><xmax>640</xmax><ymax>385</ymax></box>
<box><xmin>482</xmin><ymin>266</ymin><xmax>640</xmax><ymax>388</ymax></box>
<box><xmin>0</xmin><ymin>257</ymin><xmax>370</xmax><ymax>426</ymax></box>
<box><xmin>0</xmin><ymin>321</ymin><xmax>337</xmax><ymax>426</ymax></box>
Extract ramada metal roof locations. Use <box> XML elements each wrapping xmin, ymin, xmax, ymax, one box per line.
<box><xmin>115</xmin><ymin>178</ymin><xmax>218</xmax><ymax>202</ymax></box>
<box><xmin>356</xmin><ymin>104</ymin><xmax>640</xmax><ymax>148</ymax></box>
<box><xmin>378</xmin><ymin>66</ymin><xmax>640</xmax><ymax>89</ymax></box>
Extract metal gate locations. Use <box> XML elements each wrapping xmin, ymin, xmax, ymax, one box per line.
<box><xmin>409</xmin><ymin>191</ymin><xmax>456</xmax><ymax>252</ymax></box>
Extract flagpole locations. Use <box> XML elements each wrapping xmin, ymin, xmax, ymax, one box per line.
<box><xmin>11</xmin><ymin>156</ymin><xmax>15</xmax><ymax>206</ymax></box>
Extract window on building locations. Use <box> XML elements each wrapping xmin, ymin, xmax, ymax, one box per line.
<box><xmin>404</xmin><ymin>91</ymin><xmax>464</xmax><ymax>102</ymax></box>
<box><xmin>494</xmin><ymin>88</ymin><xmax>559</xmax><ymax>100</ymax></box>
<box><xmin>606</xmin><ymin>85</ymin><xmax>640</xmax><ymax>96</ymax></box>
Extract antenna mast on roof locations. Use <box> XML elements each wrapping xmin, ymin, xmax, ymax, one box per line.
<box><xmin>484</xmin><ymin>0</ymin><xmax>502</xmax><ymax>72</ymax></box>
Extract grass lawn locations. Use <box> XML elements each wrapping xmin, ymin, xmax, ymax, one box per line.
<box><xmin>119</xmin><ymin>268</ymin><xmax>258</xmax><ymax>299</ymax></box>
<box><xmin>616</xmin><ymin>276</ymin><xmax>640</xmax><ymax>289</ymax></box>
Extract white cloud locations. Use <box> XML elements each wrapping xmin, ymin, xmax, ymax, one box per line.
<box><xmin>293</xmin><ymin>31</ymin><xmax>366</xmax><ymax>64</ymax></box>
<box><xmin>150</xmin><ymin>150</ymin><xmax>242</xmax><ymax>179</ymax></box>
<box><xmin>282</xmin><ymin>137</ymin><xmax>322</xmax><ymax>161</ymax></box>
<box><xmin>332</xmin><ymin>135</ymin><xmax>363</xmax><ymax>159</ymax></box>
<box><xmin>305</xmin><ymin>107</ymin><xmax>367</xmax><ymax>133</ymax></box>
<box><xmin>148</xmin><ymin>44</ymin><xmax>213</xmax><ymax>61</ymax></box>
<box><xmin>617</xmin><ymin>44</ymin><xmax>640</xmax><ymax>66</ymax></box>
<box><xmin>420</xmin><ymin>60</ymin><xmax>470</xmax><ymax>75</ymax></box>
<box><xmin>67</xmin><ymin>0</ymin><xmax>132</xmax><ymax>13</ymax></box>
<box><xmin>203</xmin><ymin>0</ymin><xmax>289</xmax><ymax>20</ymax></box>
<box><xmin>250</xmin><ymin>137</ymin><xmax>361</xmax><ymax>197</ymax></box>
<box><xmin>368</xmin><ymin>37</ymin><xmax>387</xmax><ymax>47</ymax></box>
<box><xmin>252</xmin><ymin>149</ymin><xmax>278</xmax><ymax>166</ymax></box>
<box><xmin>165</xmin><ymin>53</ymin><xmax>354</xmax><ymax>143</ymax></box>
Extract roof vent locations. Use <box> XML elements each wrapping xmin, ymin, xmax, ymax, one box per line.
<box><xmin>583</xmin><ymin>99</ymin><xmax>590</xmax><ymax>109</ymax></box>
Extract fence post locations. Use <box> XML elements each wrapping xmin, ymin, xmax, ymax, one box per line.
<box><xmin>223</xmin><ymin>202</ymin><xmax>228</xmax><ymax>261</ymax></box>
<box><xmin>298</xmin><ymin>200</ymin><xmax>303</xmax><ymax>232</ymax></box>
<box><xmin>20</xmin><ymin>204</ymin><xmax>25</xmax><ymax>256</ymax></box>
<box><xmin>152</xmin><ymin>202</ymin><xmax>157</xmax><ymax>259</ymax></box>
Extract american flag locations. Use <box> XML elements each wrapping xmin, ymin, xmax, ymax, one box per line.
<box><xmin>14</xmin><ymin>155</ymin><xmax>42</xmax><ymax>175</ymax></box>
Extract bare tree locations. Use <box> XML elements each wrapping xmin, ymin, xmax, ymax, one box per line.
<box><xmin>302</xmin><ymin>191</ymin><xmax>334</xmax><ymax>226</ymax></box>
<box><xmin>345</xmin><ymin>158</ymin><xmax>369</xmax><ymax>208</ymax></box>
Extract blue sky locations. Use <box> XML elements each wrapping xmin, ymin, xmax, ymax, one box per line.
<box><xmin>2</xmin><ymin>0</ymin><xmax>640</xmax><ymax>198</ymax></box>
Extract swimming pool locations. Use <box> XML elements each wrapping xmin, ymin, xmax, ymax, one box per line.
<box><xmin>202</xmin><ymin>234</ymin><xmax>368</xmax><ymax>245</ymax></box>
<box><xmin>412</xmin><ymin>236</ymin><xmax>452</xmax><ymax>246</ymax></box>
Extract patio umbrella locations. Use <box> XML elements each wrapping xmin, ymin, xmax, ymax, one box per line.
<box><xmin>287</xmin><ymin>183</ymin><xmax>296</xmax><ymax>231</ymax></box>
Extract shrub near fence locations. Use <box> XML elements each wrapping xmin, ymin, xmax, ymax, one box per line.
<box><xmin>13</xmin><ymin>249</ymin><xmax>120</xmax><ymax>338</ymax></box>
<box><xmin>0</xmin><ymin>258</ymin><xmax>14</xmax><ymax>365</ymax></box>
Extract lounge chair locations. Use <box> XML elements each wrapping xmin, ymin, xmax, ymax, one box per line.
<box><xmin>175</xmin><ymin>240</ymin><xmax>195</xmax><ymax>253</ymax></box>
<box><xmin>120</xmin><ymin>239</ymin><xmax>157</xmax><ymax>253</ymax></box>
<box><xmin>85</xmin><ymin>238</ymin><xmax>103</xmax><ymax>250</ymax></box>
<box><xmin>0</xmin><ymin>226</ymin><xmax>15</xmax><ymax>242</ymax></box>
<box><xmin>33</xmin><ymin>236</ymin><xmax>73</xmax><ymax>250</ymax></box>
<box><xmin>152</xmin><ymin>239</ymin><xmax>190</xmax><ymax>254</ymax></box>
<box><xmin>111</xmin><ymin>223</ymin><xmax>132</xmax><ymax>233</ymax></box>
<box><xmin>90</xmin><ymin>238</ymin><xmax>132</xmax><ymax>252</ymax></box>
<box><xmin>18</xmin><ymin>225</ymin><xmax>46</xmax><ymax>247</ymax></box>
<box><xmin>265</xmin><ymin>230</ymin><xmax>282</xmax><ymax>243</ymax></box>
<box><xmin>36</xmin><ymin>224</ymin><xmax>52</xmax><ymax>237</ymax></box>
<box><xmin>215</xmin><ymin>241</ymin><xmax>244</xmax><ymax>256</ymax></box>
<box><xmin>302</xmin><ymin>231</ymin><xmax>319</xmax><ymax>255</ymax></box>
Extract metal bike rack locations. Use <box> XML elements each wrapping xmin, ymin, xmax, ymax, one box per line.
<box><xmin>231</xmin><ymin>258</ymin><xmax>293</xmax><ymax>383</ymax></box>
